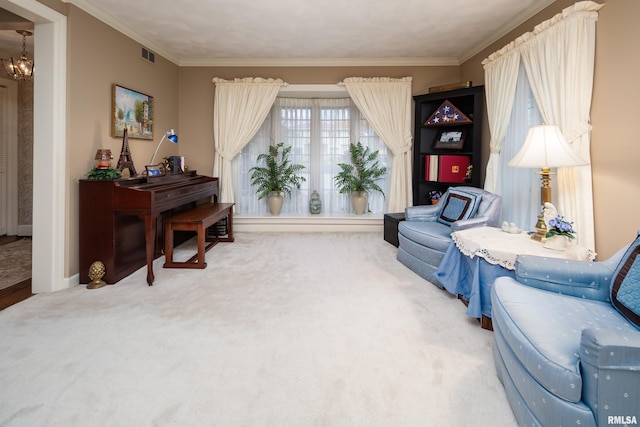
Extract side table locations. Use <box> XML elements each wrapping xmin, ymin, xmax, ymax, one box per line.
<box><xmin>383</xmin><ymin>212</ymin><xmax>405</xmax><ymax>247</ymax></box>
<box><xmin>436</xmin><ymin>226</ymin><xmax>595</xmax><ymax>330</ymax></box>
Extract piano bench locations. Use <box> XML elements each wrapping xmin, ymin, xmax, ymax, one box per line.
<box><xmin>163</xmin><ymin>202</ymin><xmax>235</xmax><ymax>269</ymax></box>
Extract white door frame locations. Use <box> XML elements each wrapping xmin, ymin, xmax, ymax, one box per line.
<box><xmin>0</xmin><ymin>0</ymin><xmax>67</xmax><ymax>293</ymax></box>
<box><xmin>0</xmin><ymin>78</ymin><xmax>18</xmax><ymax>236</ymax></box>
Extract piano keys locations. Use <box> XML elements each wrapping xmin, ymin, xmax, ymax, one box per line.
<box><xmin>79</xmin><ymin>171</ymin><xmax>218</xmax><ymax>285</ymax></box>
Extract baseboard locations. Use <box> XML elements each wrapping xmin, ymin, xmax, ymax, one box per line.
<box><xmin>17</xmin><ymin>225</ymin><xmax>32</xmax><ymax>236</ymax></box>
<box><xmin>65</xmin><ymin>273</ymin><xmax>80</xmax><ymax>289</ymax></box>
<box><xmin>234</xmin><ymin>213</ymin><xmax>383</xmax><ymax>233</ymax></box>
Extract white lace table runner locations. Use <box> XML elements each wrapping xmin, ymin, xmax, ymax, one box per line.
<box><xmin>451</xmin><ymin>226</ymin><xmax>595</xmax><ymax>270</ymax></box>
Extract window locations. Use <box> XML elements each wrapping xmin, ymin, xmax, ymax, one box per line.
<box><xmin>232</xmin><ymin>97</ymin><xmax>390</xmax><ymax>215</ymax></box>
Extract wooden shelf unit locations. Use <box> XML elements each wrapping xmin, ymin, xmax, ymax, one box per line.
<box><xmin>412</xmin><ymin>85</ymin><xmax>484</xmax><ymax>206</ymax></box>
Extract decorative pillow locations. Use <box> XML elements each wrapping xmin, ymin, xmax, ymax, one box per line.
<box><xmin>436</xmin><ymin>189</ymin><xmax>482</xmax><ymax>226</ymax></box>
<box><xmin>611</xmin><ymin>240</ymin><xmax>640</xmax><ymax>327</ymax></box>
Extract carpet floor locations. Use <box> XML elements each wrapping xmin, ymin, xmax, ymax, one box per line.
<box><xmin>0</xmin><ymin>238</ymin><xmax>31</xmax><ymax>291</ymax></box>
<box><xmin>0</xmin><ymin>232</ymin><xmax>516</xmax><ymax>426</ymax></box>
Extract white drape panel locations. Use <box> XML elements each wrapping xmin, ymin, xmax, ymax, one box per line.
<box><xmin>519</xmin><ymin>1</ymin><xmax>602</xmax><ymax>250</ymax></box>
<box><xmin>481</xmin><ymin>45</ymin><xmax>520</xmax><ymax>193</ymax></box>
<box><xmin>480</xmin><ymin>1</ymin><xmax>602</xmax><ymax>250</ymax></box>
<box><xmin>341</xmin><ymin>77</ymin><xmax>413</xmax><ymax>212</ymax></box>
<box><xmin>212</xmin><ymin>77</ymin><xmax>284</xmax><ymax>203</ymax></box>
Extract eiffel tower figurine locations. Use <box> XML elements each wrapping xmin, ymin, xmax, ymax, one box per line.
<box><xmin>116</xmin><ymin>128</ymin><xmax>137</xmax><ymax>176</ymax></box>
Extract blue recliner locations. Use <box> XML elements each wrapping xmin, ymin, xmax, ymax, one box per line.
<box><xmin>491</xmin><ymin>232</ymin><xmax>640</xmax><ymax>427</ymax></box>
<box><xmin>396</xmin><ymin>186</ymin><xmax>502</xmax><ymax>286</ymax></box>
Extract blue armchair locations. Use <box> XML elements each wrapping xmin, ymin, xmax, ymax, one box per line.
<box><xmin>491</xmin><ymin>232</ymin><xmax>640</xmax><ymax>427</ymax></box>
<box><xmin>396</xmin><ymin>186</ymin><xmax>502</xmax><ymax>286</ymax></box>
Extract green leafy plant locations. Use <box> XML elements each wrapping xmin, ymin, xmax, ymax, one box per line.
<box><xmin>86</xmin><ymin>167</ymin><xmax>122</xmax><ymax>180</ymax></box>
<box><xmin>249</xmin><ymin>142</ymin><xmax>306</xmax><ymax>200</ymax></box>
<box><xmin>334</xmin><ymin>141</ymin><xmax>387</xmax><ymax>196</ymax></box>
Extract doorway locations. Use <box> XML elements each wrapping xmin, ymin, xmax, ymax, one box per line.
<box><xmin>0</xmin><ymin>0</ymin><xmax>67</xmax><ymax>293</ymax></box>
<box><xmin>0</xmin><ymin>78</ymin><xmax>19</xmax><ymax>237</ymax></box>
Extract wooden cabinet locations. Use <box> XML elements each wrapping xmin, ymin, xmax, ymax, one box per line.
<box><xmin>79</xmin><ymin>180</ymin><xmax>147</xmax><ymax>284</ymax></box>
<box><xmin>412</xmin><ymin>86</ymin><xmax>484</xmax><ymax>206</ymax></box>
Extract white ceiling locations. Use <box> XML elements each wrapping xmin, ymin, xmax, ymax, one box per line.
<box><xmin>64</xmin><ymin>0</ymin><xmax>555</xmax><ymax>66</ymax></box>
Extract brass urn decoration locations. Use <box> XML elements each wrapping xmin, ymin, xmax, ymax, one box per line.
<box><xmin>87</xmin><ymin>261</ymin><xmax>107</xmax><ymax>289</ymax></box>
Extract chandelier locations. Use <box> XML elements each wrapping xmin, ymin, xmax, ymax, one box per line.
<box><xmin>1</xmin><ymin>30</ymin><xmax>34</xmax><ymax>81</ymax></box>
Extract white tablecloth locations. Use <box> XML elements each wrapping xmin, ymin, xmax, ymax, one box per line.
<box><xmin>451</xmin><ymin>226</ymin><xmax>595</xmax><ymax>270</ymax></box>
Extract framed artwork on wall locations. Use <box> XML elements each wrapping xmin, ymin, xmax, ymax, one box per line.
<box><xmin>111</xmin><ymin>84</ymin><xmax>154</xmax><ymax>140</ymax></box>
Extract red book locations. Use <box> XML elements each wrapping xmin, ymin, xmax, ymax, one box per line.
<box><xmin>438</xmin><ymin>155</ymin><xmax>470</xmax><ymax>183</ymax></box>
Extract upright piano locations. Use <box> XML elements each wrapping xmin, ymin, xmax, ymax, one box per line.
<box><xmin>79</xmin><ymin>171</ymin><xmax>219</xmax><ymax>285</ymax></box>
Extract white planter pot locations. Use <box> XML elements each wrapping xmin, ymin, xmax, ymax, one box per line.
<box><xmin>350</xmin><ymin>191</ymin><xmax>369</xmax><ymax>215</ymax></box>
<box><xmin>543</xmin><ymin>234</ymin><xmax>570</xmax><ymax>251</ymax></box>
<box><xmin>267</xmin><ymin>191</ymin><xmax>284</xmax><ymax>216</ymax></box>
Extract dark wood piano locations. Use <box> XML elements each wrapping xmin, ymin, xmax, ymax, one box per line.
<box><xmin>79</xmin><ymin>171</ymin><xmax>219</xmax><ymax>285</ymax></box>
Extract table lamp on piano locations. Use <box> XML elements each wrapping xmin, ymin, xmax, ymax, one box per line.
<box><xmin>145</xmin><ymin>129</ymin><xmax>178</xmax><ymax>176</ymax></box>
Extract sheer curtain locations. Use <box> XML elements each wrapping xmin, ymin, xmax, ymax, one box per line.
<box><xmin>341</xmin><ymin>77</ymin><xmax>413</xmax><ymax>212</ymax></box>
<box><xmin>496</xmin><ymin>65</ymin><xmax>543</xmax><ymax>230</ymax></box>
<box><xmin>212</xmin><ymin>77</ymin><xmax>284</xmax><ymax>203</ymax></box>
<box><xmin>233</xmin><ymin>97</ymin><xmax>390</xmax><ymax>215</ymax></box>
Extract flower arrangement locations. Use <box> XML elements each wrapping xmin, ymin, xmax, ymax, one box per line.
<box><xmin>465</xmin><ymin>164</ymin><xmax>473</xmax><ymax>182</ymax></box>
<box><xmin>546</xmin><ymin>215</ymin><xmax>576</xmax><ymax>239</ymax></box>
<box><xmin>428</xmin><ymin>190</ymin><xmax>443</xmax><ymax>200</ymax></box>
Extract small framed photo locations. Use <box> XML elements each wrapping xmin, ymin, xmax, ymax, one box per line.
<box><xmin>111</xmin><ymin>84</ymin><xmax>154</xmax><ymax>140</ymax></box>
<box><xmin>433</xmin><ymin>128</ymin><xmax>466</xmax><ymax>150</ymax></box>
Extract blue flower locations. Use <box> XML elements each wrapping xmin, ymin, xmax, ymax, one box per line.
<box><xmin>546</xmin><ymin>215</ymin><xmax>575</xmax><ymax>239</ymax></box>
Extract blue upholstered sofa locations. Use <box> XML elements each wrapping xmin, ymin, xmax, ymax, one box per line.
<box><xmin>491</xmin><ymin>232</ymin><xmax>640</xmax><ymax>427</ymax></box>
<box><xmin>396</xmin><ymin>186</ymin><xmax>502</xmax><ymax>286</ymax></box>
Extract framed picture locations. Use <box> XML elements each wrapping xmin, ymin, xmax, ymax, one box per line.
<box><xmin>433</xmin><ymin>128</ymin><xmax>466</xmax><ymax>150</ymax></box>
<box><xmin>111</xmin><ymin>84</ymin><xmax>154</xmax><ymax>140</ymax></box>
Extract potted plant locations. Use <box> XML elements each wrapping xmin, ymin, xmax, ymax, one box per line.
<box><xmin>334</xmin><ymin>141</ymin><xmax>387</xmax><ymax>215</ymax></box>
<box><xmin>428</xmin><ymin>190</ymin><xmax>443</xmax><ymax>205</ymax></box>
<box><xmin>543</xmin><ymin>214</ymin><xmax>576</xmax><ymax>250</ymax></box>
<box><xmin>465</xmin><ymin>164</ymin><xmax>473</xmax><ymax>183</ymax></box>
<box><xmin>249</xmin><ymin>142</ymin><xmax>306</xmax><ymax>215</ymax></box>
<box><xmin>86</xmin><ymin>167</ymin><xmax>122</xmax><ymax>180</ymax></box>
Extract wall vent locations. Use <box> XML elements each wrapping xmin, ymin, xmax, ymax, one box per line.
<box><xmin>141</xmin><ymin>47</ymin><xmax>155</xmax><ymax>64</ymax></box>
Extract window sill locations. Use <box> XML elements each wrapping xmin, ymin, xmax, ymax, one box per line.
<box><xmin>234</xmin><ymin>212</ymin><xmax>383</xmax><ymax>233</ymax></box>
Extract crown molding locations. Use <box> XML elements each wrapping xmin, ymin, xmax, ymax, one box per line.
<box><xmin>61</xmin><ymin>0</ymin><xmax>180</xmax><ymax>65</ymax></box>
<box><xmin>458</xmin><ymin>0</ymin><xmax>557</xmax><ymax>64</ymax></box>
<box><xmin>178</xmin><ymin>57</ymin><xmax>460</xmax><ymax>68</ymax></box>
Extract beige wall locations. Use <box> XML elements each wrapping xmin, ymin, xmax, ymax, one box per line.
<box><xmin>461</xmin><ymin>0</ymin><xmax>640</xmax><ymax>259</ymax></box>
<box><xmin>65</xmin><ymin>5</ymin><xmax>180</xmax><ymax>276</ymax></box>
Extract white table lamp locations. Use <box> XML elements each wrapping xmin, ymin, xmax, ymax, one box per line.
<box><xmin>508</xmin><ymin>124</ymin><xmax>587</xmax><ymax>240</ymax></box>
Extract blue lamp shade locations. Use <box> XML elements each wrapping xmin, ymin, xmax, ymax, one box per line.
<box><xmin>167</xmin><ymin>131</ymin><xmax>179</xmax><ymax>144</ymax></box>
<box><xmin>149</xmin><ymin>129</ymin><xmax>178</xmax><ymax>165</ymax></box>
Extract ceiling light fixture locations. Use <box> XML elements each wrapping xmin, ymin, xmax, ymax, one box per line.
<box><xmin>1</xmin><ymin>30</ymin><xmax>34</xmax><ymax>81</ymax></box>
